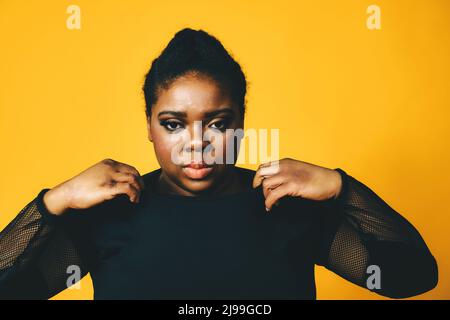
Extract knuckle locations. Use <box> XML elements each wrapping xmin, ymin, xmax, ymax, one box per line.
<box><xmin>123</xmin><ymin>171</ymin><xmax>133</xmax><ymax>178</ymax></box>
<box><xmin>122</xmin><ymin>163</ymin><xmax>135</xmax><ymax>171</ymax></box>
<box><xmin>103</xmin><ymin>158</ymin><xmax>116</xmax><ymax>166</ymax></box>
<box><xmin>105</xmin><ymin>180</ymin><xmax>116</xmax><ymax>188</ymax></box>
<box><xmin>125</xmin><ymin>183</ymin><xmax>133</xmax><ymax>191</ymax></box>
<box><xmin>128</xmin><ymin>182</ymin><xmax>138</xmax><ymax>192</ymax></box>
<box><xmin>129</xmin><ymin>173</ymin><xmax>139</xmax><ymax>183</ymax></box>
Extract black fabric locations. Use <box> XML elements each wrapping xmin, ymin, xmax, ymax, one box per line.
<box><xmin>0</xmin><ymin>167</ymin><xmax>438</xmax><ymax>299</ymax></box>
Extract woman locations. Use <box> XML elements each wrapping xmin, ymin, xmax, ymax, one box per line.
<box><xmin>0</xmin><ymin>28</ymin><xmax>438</xmax><ymax>299</ymax></box>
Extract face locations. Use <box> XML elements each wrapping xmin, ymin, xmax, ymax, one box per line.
<box><xmin>147</xmin><ymin>73</ymin><xmax>244</xmax><ymax>195</ymax></box>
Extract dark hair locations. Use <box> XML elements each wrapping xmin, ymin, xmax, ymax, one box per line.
<box><xmin>143</xmin><ymin>28</ymin><xmax>247</xmax><ymax>117</ymax></box>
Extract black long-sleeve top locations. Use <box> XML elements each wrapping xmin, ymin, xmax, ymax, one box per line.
<box><xmin>0</xmin><ymin>167</ymin><xmax>438</xmax><ymax>299</ymax></box>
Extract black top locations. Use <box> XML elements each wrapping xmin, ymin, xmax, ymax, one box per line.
<box><xmin>0</xmin><ymin>167</ymin><xmax>438</xmax><ymax>299</ymax></box>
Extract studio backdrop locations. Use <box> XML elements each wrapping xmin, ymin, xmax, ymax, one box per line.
<box><xmin>0</xmin><ymin>0</ymin><xmax>449</xmax><ymax>299</ymax></box>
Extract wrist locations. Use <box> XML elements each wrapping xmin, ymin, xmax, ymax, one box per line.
<box><xmin>331</xmin><ymin>169</ymin><xmax>343</xmax><ymax>200</ymax></box>
<box><xmin>43</xmin><ymin>185</ymin><xmax>70</xmax><ymax>216</ymax></box>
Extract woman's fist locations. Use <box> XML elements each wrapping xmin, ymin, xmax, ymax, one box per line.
<box><xmin>43</xmin><ymin>158</ymin><xmax>145</xmax><ymax>216</ymax></box>
<box><xmin>252</xmin><ymin>158</ymin><xmax>342</xmax><ymax>211</ymax></box>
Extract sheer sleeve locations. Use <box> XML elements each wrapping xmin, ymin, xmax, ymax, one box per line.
<box><xmin>0</xmin><ymin>189</ymin><xmax>93</xmax><ymax>299</ymax></box>
<box><xmin>315</xmin><ymin>168</ymin><xmax>438</xmax><ymax>298</ymax></box>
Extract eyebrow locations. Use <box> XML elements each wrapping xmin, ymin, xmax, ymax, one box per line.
<box><xmin>157</xmin><ymin>107</ymin><xmax>235</xmax><ymax>119</ymax></box>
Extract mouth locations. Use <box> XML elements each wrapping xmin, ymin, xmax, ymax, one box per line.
<box><xmin>182</xmin><ymin>162</ymin><xmax>214</xmax><ymax>180</ymax></box>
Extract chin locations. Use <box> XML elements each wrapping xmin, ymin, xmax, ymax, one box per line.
<box><xmin>181</xmin><ymin>179</ymin><xmax>215</xmax><ymax>194</ymax></box>
<box><xmin>178</xmin><ymin>167</ymin><xmax>222</xmax><ymax>194</ymax></box>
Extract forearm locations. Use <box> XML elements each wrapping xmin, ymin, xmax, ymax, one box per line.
<box><xmin>326</xmin><ymin>169</ymin><xmax>438</xmax><ymax>298</ymax></box>
<box><xmin>0</xmin><ymin>190</ymin><xmax>56</xmax><ymax>271</ymax></box>
<box><xmin>0</xmin><ymin>189</ymin><xmax>70</xmax><ymax>298</ymax></box>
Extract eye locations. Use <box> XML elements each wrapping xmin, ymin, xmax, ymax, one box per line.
<box><xmin>160</xmin><ymin>120</ymin><xmax>184</xmax><ymax>132</ymax></box>
<box><xmin>209</xmin><ymin>119</ymin><xmax>230</xmax><ymax>132</ymax></box>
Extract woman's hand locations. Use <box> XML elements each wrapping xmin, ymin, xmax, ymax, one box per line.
<box><xmin>252</xmin><ymin>158</ymin><xmax>343</xmax><ymax>211</ymax></box>
<box><xmin>43</xmin><ymin>158</ymin><xmax>145</xmax><ymax>216</ymax></box>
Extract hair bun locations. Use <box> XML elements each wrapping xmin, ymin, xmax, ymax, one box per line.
<box><xmin>143</xmin><ymin>28</ymin><xmax>247</xmax><ymax>117</ymax></box>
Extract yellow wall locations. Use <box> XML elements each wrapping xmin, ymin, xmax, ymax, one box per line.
<box><xmin>0</xmin><ymin>0</ymin><xmax>449</xmax><ymax>300</ymax></box>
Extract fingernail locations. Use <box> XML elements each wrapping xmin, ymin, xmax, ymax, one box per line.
<box><xmin>265</xmin><ymin>207</ymin><xmax>270</xmax><ymax>212</ymax></box>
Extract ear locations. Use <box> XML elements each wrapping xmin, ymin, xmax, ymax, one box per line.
<box><xmin>146</xmin><ymin>116</ymin><xmax>153</xmax><ymax>142</ymax></box>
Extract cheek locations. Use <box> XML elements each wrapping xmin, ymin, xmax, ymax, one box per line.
<box><xmin>150</xmin><ymin>124</ymin><xmax>175</xmax><ymax>164</ymax></box>
<box><xmin>205</xmin><ymin>131</ymin><xmax>237</xmax><ymax>164</ymax></box>
<box><xmin>151</xmin><ymin>125</ymin><xmax>192</xmax><ymax>168</ymax></box>
<box><xmin>223</xmin><ymin>130</ymin><xmax>240</xmax><ymax>163</ymax></box>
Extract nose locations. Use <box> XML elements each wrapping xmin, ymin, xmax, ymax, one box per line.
<box><xmin>183</xmin><ymin>121</ymin><xmax>210</xmax><ymax>154</ymax></box>
<box><xmin>184</xmin><ymin>138</ymin><xmax>209</xmax><ymax>153</ymax></box>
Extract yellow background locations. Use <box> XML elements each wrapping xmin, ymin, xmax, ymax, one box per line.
<box><xmin>0</xmin><ymin>0</ymin><xmax>449</xmax><ymax>300</ymax></box>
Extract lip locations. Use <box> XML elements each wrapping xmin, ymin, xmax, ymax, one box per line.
<box><xmin>182</xmin><ymin>163</ymin><xmax>213</xmax><ymax>180</ymax></box>
<box><xmin>185</xmin><ymin>162</ymin><xmax>211</xmax><ymax>169</ymax></box>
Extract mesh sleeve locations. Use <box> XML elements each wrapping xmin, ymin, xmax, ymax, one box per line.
<box><xmin>0</xmin><ymin>189</ymin><xmax>91</xmax><ymax>299</ymax></box>
<box><xmin>316</xmin><ymin>168</ymin><xmax>438</xmax><ymax>298</ymax></box>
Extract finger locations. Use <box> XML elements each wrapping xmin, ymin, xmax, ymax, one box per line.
<box><xmin>112</xmin><ymin>172</ymin><xmax>142</xmax><ymax>194</ymax></box>
<box><xmin>258</xmin><ymin>160</ymin><xmax>280</xmax><ymax>169</ymax></box>
<box><xmin>113</xmin><ymin>163</ymin><xmax>145</xmax><ymax>190</ymax></box>
<box><xmin>265</xmin><ymin>184</ymin><xmax>291</xmax><ymax>212</ymax></box>
<box><xmin>253</xmin><ymin>162</ymin><xmax>281</xmax><ymax>188</ymax></box>
<box><xmin>109</xmin><ymin>181</ymin><xmax>141</xmax><ymax>203</ymax></box>
<box><xmin>258</xmin><ymin>163</ymin><xmax>280</xmax><ymax>177</ymax></box>
<box><xmin>117</xmin><ymin>164</ymin><xmax>145</xmax><ymax>190</ymax></box>
<box><xmin>252</xmin><ymin>169</ymin><xmax>264</xmax><ymax>188</ymax></box>
<box><xmin>261</xmin><ymin>175</ymin><xmax>284</xmax><ymax>199</ymax></box>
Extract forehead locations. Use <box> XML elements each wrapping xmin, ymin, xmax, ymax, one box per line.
<box><xmin>153</xmin><ymin>74</ymin><xmax>236</xmax><ymax>116</ymax></box>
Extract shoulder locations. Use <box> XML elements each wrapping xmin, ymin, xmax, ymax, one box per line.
<box><xmin>142</xmin><ymin>167</ymin><xmax>162</xmax><ymax>183</ymax></box>
<box><xmin>235</xmin><ymin>166</ymin><xmax>256</xmax><ymax>175</ymax></box>
<box><xmin>234</xmin><ymin>166</ymin><xmax>257</xmax><ymax>184</ymax></box>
